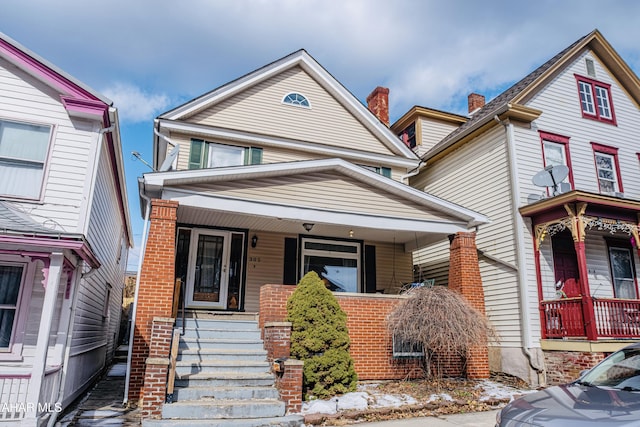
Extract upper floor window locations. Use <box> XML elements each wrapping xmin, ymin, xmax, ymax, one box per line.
<box><xmin>398</xmin><ymin>123</ymin><xmax>416</xmax><ymax>149</ymax></box>
<box><xmin>360</xmin><ymin>165</ymin><xmax>392</xmax><ymax>178</ymax></box>
<box><xmin>189</xmin><ymin>139</ymin><xmax>262</xmax><ymax>169</ymax></box>
<box><xmin>0</xmin><ymin>119</ymin><xmax>52</xmax><ymax>200</ymax></box>
<box><xmin>282</xmin><ymin>93</ymin><xmax>310</xmax><ymax>108</ymax></box>
<box><xmin>591</xmin><ymin>142</ymin><xmax>623</xmax><ymax>194</ymax></box>
<box><xmin>540</xmin><ymin>131</ymin><xmax>573</xmax><ymax>193</ymax></box>
<box><xmin>575</xmin><ymin>75</ymin><xmax>616</xmax><ymax>125</ymax></box>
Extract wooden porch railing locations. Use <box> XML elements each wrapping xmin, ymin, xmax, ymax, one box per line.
<box><xmin>541</xmin><ymin>298</ymin><xmax>640</xmax><ymax>339</ymax></box>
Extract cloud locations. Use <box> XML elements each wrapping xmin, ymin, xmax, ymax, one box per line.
<box><xmin>102</xmin><ymin>83</ymin><xmax>172</xmax><ymax>124</ymax></box>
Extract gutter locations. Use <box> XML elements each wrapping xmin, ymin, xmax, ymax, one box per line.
<box><xmin>495</xmin><ymin>115</ymin><xmax>545</xmax><ymax>383</ymax></box>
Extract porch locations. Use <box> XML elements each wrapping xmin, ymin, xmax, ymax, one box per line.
<box><xmin>541</xmin><ymin>297</ymin><xmax>640</xmax><ymax>339</ymax></box>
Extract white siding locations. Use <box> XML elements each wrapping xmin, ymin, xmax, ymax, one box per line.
<box><xmin>415</xmin><ymin>116</ymin><xmax>461</xmax><ymax>158</ymax></box>
<box><xmin>64</xmin><ymin>140</ymin><xmax>127</xmax><ymax>399</ymax></box>
<box><xmin>522</xmin><ymin>51</ymin><xmax>640</xmax><ymax>201</ymax></box>
<box><xmin>0</xmin><ymin>58</ymin><xmax>93</xmax><ymax>233</ymax></box>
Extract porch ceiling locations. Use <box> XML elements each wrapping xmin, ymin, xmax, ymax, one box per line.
<box><xmin>173</xmin><ymin>198</ymin><xmax>459</xmax><ymax>251</ymax></box>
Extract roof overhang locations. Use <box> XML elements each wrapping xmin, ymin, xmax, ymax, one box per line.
<box><xmin>520</xmin><ymin>190</ymin><xmax>640</xmax><ymax>223</ymax></box>
<box><xmin>156</xmin><ymin>119</ymin><xmax>420</xmax><ymax>170</ymax></box>
<box><xmin>140</xmin><ymin>158</ymin><xmax>488</xmax><ymax>250</ymax></box>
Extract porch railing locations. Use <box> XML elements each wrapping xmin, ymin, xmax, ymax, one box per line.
<box><xmin>541</xmin><ymin>297</ymin><xmax>640</xmax><ymax>339</ymax></box>
<box><xmin>593</xmin><ymin>298</ymin><xmax>640</xmax><ymax>338</ymax></box>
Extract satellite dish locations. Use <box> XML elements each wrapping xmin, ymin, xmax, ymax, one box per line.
<box><xmin>532</xmin><ymin>165</ymin><xmax>569</xmax><ymax>195</ymax></box>
<box><xmin>159</xmin><ymin>145</ymin><xmax>180</xmax><ymax>172</ymax></box>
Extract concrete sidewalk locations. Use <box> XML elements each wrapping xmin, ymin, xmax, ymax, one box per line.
<box><xmin>56</xmin><ymin>363</ymin><xmax>141</xmax><ymax>426</ymax></box>
<box><xmin>353</xmin><ymin>410</ymin><xmax>499</xmax><ymax>426</ymax></box>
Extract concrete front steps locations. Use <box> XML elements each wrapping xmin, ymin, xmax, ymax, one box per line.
<box><xmin>143</xmin><ymin>314</ymin><xmax>303</xmax><ymax>427</ymax></box>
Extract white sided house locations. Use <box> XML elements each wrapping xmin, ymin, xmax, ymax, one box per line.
<box><xmin>0</xmin><ymin>32</ymin><xmax>131</xmax><ymax>425</ymax></box>
<box><xmin>397</xmin><ymin>29</ymin><xmax>640</xmax><ymax>386</ymax></box>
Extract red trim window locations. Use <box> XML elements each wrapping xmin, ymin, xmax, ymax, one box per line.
<box><xmin>539</xmin><ymin>131</ymin><xmax>574</xmax><ymax>194</ymax></box>
<box><xmin>591</xmin><ymin>142</ymin><xmax>623</xmax><ymax>194</ymax></box>
<box><xmin>575</xmin><ymin>75</ymin><xmax>616</xmax><ymax>125</ymax></box>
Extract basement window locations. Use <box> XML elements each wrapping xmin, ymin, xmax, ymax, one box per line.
<box><xmin>392</xmin><ymin>336</ymin><xmax>424</xmax><ymax>358</ymax></box>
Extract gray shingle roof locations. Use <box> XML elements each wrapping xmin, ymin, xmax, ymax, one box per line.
<box><xmin>424</xmin><ymin>31</ymin><xmax>592</xmax><ymax>159</ymax></box>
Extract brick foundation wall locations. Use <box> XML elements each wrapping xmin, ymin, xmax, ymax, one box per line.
<box><xmin>543</xmin><ymin>350</ymin><xmax>607</xmax><ymax>385</ymax></box>
<box><xmin>129</xmin><ymin>199</ymin><xmax>178</xmax><ymax>403</ymax></box>
<box><xmin>259</xmin><ymin>285</ymin><xmax>423</xmax><ymax>380</ymax></box>
<box><xmin>141</xmin><ymin>317</ymin><xmax>175</xmax><ymax>419</ymax></box>
<box><xmin>448</xmin><ymin>232</ymin><xmax>490</xmax><ymax>379</ymax></box>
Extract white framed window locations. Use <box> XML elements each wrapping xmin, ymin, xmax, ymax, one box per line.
<box><xmin>608</xmin><ymin>246</ymin><xmax>637</xmax><ymax>299</ymax></box>
<box><xmin>592</xmin><ymin>142</ymin><xmax>622</xmax><ymax>194</ymax></box>
<box><xmin>189</xmin><ymin>139</ymin><xmax>262</xmax><ymax>169</ymax></box>
<box><xmin>595</xmin><ymin>152</ymin><xmax>618</xmax><ymax>192</ymax></box>
<box><xmin>282</xmin><ymin>93</ymin><xmax>310</xmax><ymax>108</ymax></box>
<box><xmin>540</xmin><ymin>131</ymin><xmax>573</xmax><ymax>193</ymax></box>
<box><xmin>0</xmin><ymin>119</ymin><xmax>52</xmax><ymax>200</ymax></box>
<box><xmin>300</xmin><ymin>237</ymin><xmax>360</xmax><ymax>293</ymax></box>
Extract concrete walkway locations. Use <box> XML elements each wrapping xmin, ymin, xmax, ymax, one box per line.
<box><xmin>352</xmin><ymin>410</ymin><xmax>499</xmax><ymax>426</ymax></box>
<box><xmin>56</xmin><ymin>363</ymin><xmax>141</xmax><ymax>426</ymax></box>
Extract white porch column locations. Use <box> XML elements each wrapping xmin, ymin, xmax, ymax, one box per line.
<box><xmin>24</xmin><ymin>252</ymin><xmax>64</xmax><ymax>424</ymax></box>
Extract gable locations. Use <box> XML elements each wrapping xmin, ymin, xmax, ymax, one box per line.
<box><xmin>186</xmin><ymin>66</ymin><xmax>397</xmax><ymax>156</ymax></box>
<box><xmin>169</xmin><ymin>170</ymin><xmax>461</xmax><ymax>223</ymax></box>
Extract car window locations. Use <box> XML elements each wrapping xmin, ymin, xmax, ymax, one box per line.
<box><xmin>582</xmin><ymin>349</ymin><xmax>640</xmax><ymax>389</ymax></box>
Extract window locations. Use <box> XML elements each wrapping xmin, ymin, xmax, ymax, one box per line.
<box><xmin>360</xmin><ymin>165</ymin><xmax>392</xmax><ymax>178</ymax></box>
<box><xmin>399</xmin><ymin>123</ymin><xmax>416</xmax><ymax>149</ymax></box>
<box><xmin>608</xmin><ymin>243</ymin><xmax>637</xmax><ymax>299</ymax></box>
<box><xmin>592</xmin><ymin>142</ymin><xmax>623</xmax><ymax>194</ymax></box>
<box><xmin>540</xmin><ymin>131</ymin><xmax>573</xmax><ymax>193</ymax></box>
<box><xmin>300</xmin><ymin>238</ymin><xmax>360</xmax><ymax>293</ymax></box>
<box><xmin>0</xmin><ymin>263</ymin><xmax>25</xmax><ymax>349</ymax></box>
<box><xmin>392</xmin><ymin>335</ymin><xmax>424</xmax><ymax>358</ymax></box>
<box><xmin>282</xmin><ymin>93</ymin><xmax>310</xmax><ymax>108</ymax></box>
<box><xmin>189</xmin><ymin>139</ymin><xmax>263</xmax><ymax>169</ymax></box>
<box><xmin>0</xmin><ymin>119</ymin><xmax>52</xmax><ymax>200</ymax></box>
<box><xmin>575</xmin><ymin>75</ymin><xmax>616</xmax><ymax>124</ymax></box>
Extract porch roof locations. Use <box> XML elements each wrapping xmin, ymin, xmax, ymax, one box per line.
<box><xmin>140</xmin><ymin>158</ymin><xmax>489</xmax><ymax>250</ymax></box>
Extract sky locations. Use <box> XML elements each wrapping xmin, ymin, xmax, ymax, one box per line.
<box><xmin>2</xmin><ymin>0</ymin><xmax>640</xmax><ymax>270</ymax></box>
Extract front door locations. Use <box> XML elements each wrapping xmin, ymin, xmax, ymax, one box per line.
<box><xmin>552</xmin><ymin>230</ymin><xmax>581</xmax><ymax>297</ymax></box>
<box><xmin>185</xmin><ymin>229</ymin><xmax>231</xmax><ymax>309</ymax></box>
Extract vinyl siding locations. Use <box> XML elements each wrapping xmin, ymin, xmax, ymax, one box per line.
<box><xmin>64</xmin><ymin>140</ymin><xmax>127</xmax><ymax>398</ymax></box>
<box><xmin>522</xmin><ymin>50</ymin><xmax>640</xmax><ymax>200</ymax></box>
<box><xmin>243</xmin><ymin>231</ymin><xmax>412</xmax><ymax>311</ymax></box>
<box><xmin>169</xmin><ymin>132</ymin><xmax>407</xmax><ymax>180</ymax></box>
<box><xmin>187</xmin><ymin>66</ymin><xmax>396</xmax><ymax>156</ymax></box>
<box><xmin>415</xmin><ymin>116</ymin><xmax>461</xmax><ymax>158</ymax></box>
<box><xmin>174</xmin><ymin>171</ymin><xmax>456</xmax><ymax>222</ymax></box>
<box><xmin>0</xmin><ymin>57</ymin><xmax>93</xmax><ymax>233</ymax></box>
<box><xmin>411</xmin><ymin>126</ymin><xmax>523</xmax><ymax>346</ymax></box>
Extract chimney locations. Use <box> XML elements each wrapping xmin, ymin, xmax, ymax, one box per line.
<box><xmin>468</xmin><ymin>93</ymin><xmax>485</xmax><ymax>114</ymax></box>
<box><xmin>366</xmin><ymin>86</ymin><xmax>390</xmax><ymax>126</ymax></box>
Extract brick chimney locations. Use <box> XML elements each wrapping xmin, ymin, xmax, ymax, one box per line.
<box><xmin>468</xmin><ymin>93</ymin><xmax>485</xmax><ymax>114</ymax></box>
<box><xmin>366</xmin><ymin>86</ymin><xmax>390</xmax><ymax>126</ymax></box>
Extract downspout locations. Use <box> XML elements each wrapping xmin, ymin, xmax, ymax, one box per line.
<box><xmin>401</xmin><ymin>161</ymin><xmax>424</xmax><ymax>184</ymax></box>
<box><xmin>495</xmin><ymin>115</ymin><xmax>545</xmax><ymax>383</ymax></box>
<box><xmin>123</xmin><ymin>183</ymin><xmax>152</xmax><ymax>405</ymax></box>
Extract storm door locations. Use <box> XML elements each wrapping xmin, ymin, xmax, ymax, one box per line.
<box><xmin>185</xmin><ymin>229</ymin><xmax>232</xmax><ymax>309</ymax></box>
